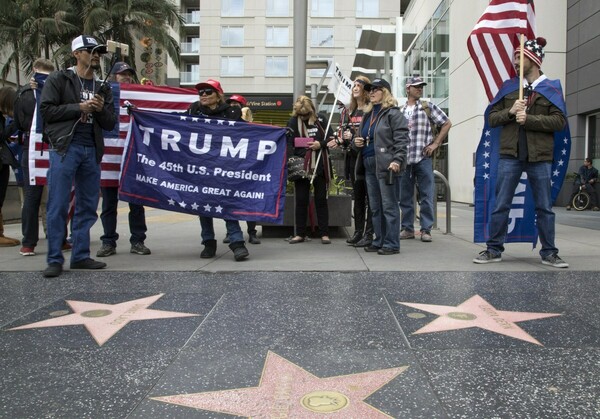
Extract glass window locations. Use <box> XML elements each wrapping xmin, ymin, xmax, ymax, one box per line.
<box><xmin>222</xmin><ymin>0</ymin><xmax>244</xmax><ymax>17</ymax></box>
<box><xmin>311</xmin><ymin>26</ymin><xmax>334</xmax><ymax>47</ymax></box>
<box><xmin>588</xmin><ymin>114</ymin><xmax>600</xmax><ymax>159</ymax></box>
<box><xmin>308</xmin><ymin>56</ymin><xmax>333</xmax><ymax>77</ymax></box>
<box><xmin>356</xmin><ymin>0</ymin><xmax>379</xmax><ymax>18</ymax></box>
<box><xmin>221</xmin><ymin>56</ymin><xmax>244</xmax><ymax>77</ymax></box>
<box><xmin>266</xmin><ymin>26</ymin><xmax>289</xmax><ymax>47</ymax></box>
<box><xmin>266</xmin><ymin>0</ymin><xmax>289</xmax><ymax>16</ymax></box>
<box><xmin>356</xmin><ymin>27</ymin><xmax>362</xmax><ymax>47</ymax></box>
<box><xmin>266</xmin><ymin>56</ymin><xmax>289</xmax><ymax>76</ymax></box>
<box><xmin>311</xmin><ymin>0</ymin><xmax>334</xmax><ymax>17</ymax></box>
<box><xmin>222</xmin><ymin>26</ymin><xmax>244</xmax><ymax>47</ymax></box>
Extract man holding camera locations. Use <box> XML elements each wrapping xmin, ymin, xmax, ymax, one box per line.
<box><xmin>40</xmin><ymin>35</ymin><xmax>117</xmax><ymax>277</ymax></box>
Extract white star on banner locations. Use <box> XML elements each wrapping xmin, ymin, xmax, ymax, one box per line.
<box><xmin>179</xmin><ymin>201</ymin><xmax>187</xmax><ymax>208</ymax></box>
<box><xmin>553</xmin><ymin>170</ymin><xmax>559</xmax><ymax>177</ymax></box>
<box><xmin>217</xmin><ymin>120</ymin><xmax>224</xmax><ymax>125</ymax></box>
<box><xmin>215</xmin><ymin>205</ymin><xmax>223</xmax><ymax>213</ymax></box>
<box><xmin>483</xmin><ymin>151</ymin><xmax>490</xmax><ymax>159</ymax></box>
<box><xmin>203</xmin><ymin>204</ymin><xmax>212</xmax><ymax>212</ymax></box>
<box><xmin>228</xmin><ymin>121</ymin><xmax>236</xmax><ymax>126</ymax></box>
<box><xmin>561</xmin><ymin>148</ymin><xmax>567</xmax><ymax>155</ymax></box>
<box><xmin>484</xmin><ymin>173</ymin><xmax>490</xmax><ymax>180</ymax></box>
<box><xmin>204</xmin><ymin>119</ymin><xmax>212</xmax><ymax>123</ymax></box>
<box><xmin>563</xmin><ymin>137</ymin><xmax>568</xmax><ymax>144</ymax></box>
<box><xmin>191</xmin><ymin>203</ymin><xmax>199</xmax><ymax>210</ymax></box>
<box><xmin>192</xmin><ymin>117</ymin><xmax>199</xmax><ymax>122</ymax></box>
<box><xmin>484</xmin><ymin>162</ymin><xmax>490</xmax><ymax>169</ymax></box>
<box><xmin>179</xmin><ymin>116</ymin><xmax>187</xmax><ymax>121</ymax></box>
<box><xmin>485</xmin><ymin>130</ymin><xmax>491</xmax><ymax>137</ymax></box>
<box><xmin>558</xmin><ymin>160</ymin><xmax>564</xmax><ymax>166</ymax></box>
<box><xmin>168</xmin><ymin>199</ymin><xmax>175</xmax><ymax>206</ymax></box>
<box><xmin>484</xmin><ymin>140</ymin><xmax>490</xmax><ymax>147</ymax></box>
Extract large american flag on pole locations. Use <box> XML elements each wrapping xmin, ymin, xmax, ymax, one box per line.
<box><xmin>28</xmin><ymin>83</ymin><xmax>198</xmax><ymax>187</ymax></box>
<box><xmin>467</xmin><ymin>0</ymin><xmax>536</xmax><ymax>101</ymax></box>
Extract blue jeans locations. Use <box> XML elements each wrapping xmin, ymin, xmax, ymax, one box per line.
<box><xmin>100</xmin><ymin>186</ymin><xmax>147</xmax><ymax>247</ymax></box>
<box><xmin>399</xmin><ymin>158</ymin><xmax>434</xmax><ymax>233</ymax></box>
<box><xmin>364</xmin><ymin>156</ymin><xmax>400</xmax><ymax>250</ymax></box>
<box><xmin>46</xmin><ymin>145</ymin><xmax>101</xmax><ymax>265</ymax></box>
<box><xmin>200</xmin><ymin>216</ymin><xmax>243</xmax><ymax>244</ymax></box>
<box><xmin>487</xmin><ymin>159</ymin><xmax>557</xmax><ymax>258</ymax></box>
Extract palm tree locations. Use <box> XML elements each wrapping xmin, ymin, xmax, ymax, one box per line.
<box><xmin>0</xmin><ymin>0</ymin><xmax>78</xmax><ymax>83</ymax></box>
<box><xmin>74</xmin><ymin>0</ymin><xmax>184</xmax><ymax>69</ymax></box>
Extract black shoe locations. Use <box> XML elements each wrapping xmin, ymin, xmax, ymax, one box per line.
<box><xmin>43</xmin><ymin>263</ymin><xmax>63</xmax><ymax>278</ymax></box>
<box><xmin>364</xmin><ymin>245</ymin><xmax>380</xmax><ymax>252</ymax></box>
<box><xmin>222</xmin><ymin>234</ymin><xmax>231</xmax><ymax>244</ymax></box>
<box><xmin>201</xmin><ymin>240</ymin><xmax>217</xmax><ymax>258</ymax></box>
<box><xmin>70</xmin><ymin>258</ymin><xmax>107</xmax><ymax>270</ymax></box>
<box><xmin>346</xmin><ymin>230</ymin><xmax>363</xmax><ymax>245</ymax></box>
<box><xmin>377</xmin><ymin>247</ymin><xmax>399</xmax><ymax>255</ymax></box>
<box><xmin>353</xmin><ymin>235</ymin><xmax>373</xmax><ymax>247</ymax></box>
<box><xmin>248</xmin><ymin>233</ymin><xmax>261</xmax><ymax>244</ymax></box>
<box><xmin>229</xmin><ymin>241</ymin><xmax>249</xmax><ymax>261</ymax></box>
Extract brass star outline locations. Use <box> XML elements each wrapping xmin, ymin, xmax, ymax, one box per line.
<box><xmin>398</xmin><ymin>294</ymin><xmax>562</xmax><ymax>346</ymax></box>
<box><xmin>8</xmin><ymin>293</ymin><xmax>199</xmax><ymax>346</ymax></box>
<box><xmin>152</xmin><ymin>351</ymin><xmax>408</xmax><ymax>417</ymax></box>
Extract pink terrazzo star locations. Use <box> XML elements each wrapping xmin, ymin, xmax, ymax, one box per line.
<box><xmin>398</xmin><ymin>294</ymin><xmax>562</xmax><ymax>345</ymax></box>
<box><xmin>8</xmin><ymin>293</ymin><xmax>198</xmax><ymax>346</ymax></box>
<box><xmin>153</xmin><ymin>351</ymin><xmax>407</xmax><ymax>417</ymax></box>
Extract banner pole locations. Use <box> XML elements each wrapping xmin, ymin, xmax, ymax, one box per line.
<box><xmin>311</xmin><ymin>82</ymin><xmax>344</xmax><ymax>185</ymax></box>
<box><xmin>519</xmin><ymin>34</ymin><xmax>525</xmax><ymax>100</ymax></box>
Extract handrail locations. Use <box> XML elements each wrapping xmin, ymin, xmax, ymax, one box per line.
<box><xmin>433</xmin><ymin>170</ymin><xmax>451</xmax><ymax>234</ymax></box>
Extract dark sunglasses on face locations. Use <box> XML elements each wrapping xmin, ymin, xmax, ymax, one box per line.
<box><xmin>198</xmin><ymin>88</ymin><xmax>216</xmax><ymax>96</ymax></box>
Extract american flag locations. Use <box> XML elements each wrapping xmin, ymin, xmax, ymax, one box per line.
<box><xmin>467</xmin><ymin>0</ymin><xmax>536</xmax><ymax>101</ymax></box>
<box><xmin>28</xmin><ymin>83</ymin><xmax>198</xmax><ymax>187</ymax></box>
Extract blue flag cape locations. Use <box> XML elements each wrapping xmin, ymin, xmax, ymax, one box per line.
<box><xmin>119</xmin><ymin>109</ymin><xmax>288</xmax><ymax>224</ymax></box>
<box><xmin>473</xmin><ymin>77</ymin><xmax>571</xmax><ymax>244</ymax></box>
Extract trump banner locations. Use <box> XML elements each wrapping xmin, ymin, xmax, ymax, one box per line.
<box><xmin>118</xmin><ymin>109</ymin><xmax>288</xmax><ymax>224</ymax></box>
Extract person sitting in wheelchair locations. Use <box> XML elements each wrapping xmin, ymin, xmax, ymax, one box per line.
<box><xmin>566</xmin><ymin>157</ymin><xmax>599</xmax><ymax>211</ymax></box>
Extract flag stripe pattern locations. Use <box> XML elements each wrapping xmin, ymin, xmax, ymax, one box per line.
<box><xmin>467</xmin><ymin>0</ymin><xmax>536</xmax><ymax>101</ymax></box>
<box><xmin>29</xmin><ymin>83</ymin><xmax>198</xmax><ymax>187</ymax></box>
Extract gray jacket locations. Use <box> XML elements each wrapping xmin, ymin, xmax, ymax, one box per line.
<box><xmin>358</xmin><ymin>106</ymin><xmax>409</xmax><ymax>179</ymax></box>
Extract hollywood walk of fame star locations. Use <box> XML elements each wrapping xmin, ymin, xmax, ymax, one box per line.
<box><xmin>398</xmin><ymin>294</ymin><xmax>562</xmax><ymax>345</ymax></box>
<box><xmin>8</xmin><ymin>293</ymin><xmax>199</xmax><ymax>346</ymax></box>
<box><xmin>152</xmin><ymin>351</ymin><xmax>407</xmax><ymax>417</ymax></box>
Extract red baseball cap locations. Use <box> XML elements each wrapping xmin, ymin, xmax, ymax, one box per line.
<box><xmin>194</xmin><ymin>79</ymin><xmax>223</xmax><ymax>94</ymax></box>
<box><xmin>227</xmin><ymin>94</ymin><xmax>247</xmax><ymax>106</ymax></box>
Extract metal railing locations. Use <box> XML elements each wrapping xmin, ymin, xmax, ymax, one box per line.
<box><xmin>433</xmin><ymin>169</ymin><xmax>451</xmax><ymax>234</ymax></box>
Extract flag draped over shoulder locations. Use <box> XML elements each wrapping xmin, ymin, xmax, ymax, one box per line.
<box><xmin>28</xmin><ymin>83</ymin><xmax>198</xmax><ymax>186</ymax></box>
<box><xmin>119</xmin><ymin>109</ymin><xmax>287</xmax><ymax>224</ymax></box>
<box><xmin>467</xmin><ymin>0</ymin><xmax>536</xmax><ymax>101</ymax></box>
<box><xmin>473</xmin><ymin>78</ymin><xmax>572</xmax><ymax>244</ymax></box>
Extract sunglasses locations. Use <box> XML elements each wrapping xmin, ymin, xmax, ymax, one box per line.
<box><xmin>198</xmin><ymin>88</ymin><xmax>216</xmax><ymax>96</ymax></box>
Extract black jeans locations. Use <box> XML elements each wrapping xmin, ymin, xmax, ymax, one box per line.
<box><xmin>100</xmin><ymin>186</ymin><xmax>147</xmax><ymax>247</ymax></box>
<box><xmin>294</xmin><ymin>176</ymin><xmax>329</xmax><ymax>237</ymax></box>
<box><xmin>20</xmin><ymin>152</ymin><xmax>45</xmax><ymax>247</ymax></box>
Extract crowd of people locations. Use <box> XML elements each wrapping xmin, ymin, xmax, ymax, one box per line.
<box><xmin>0</xmin><ymin>34</ymin><xmax>582</xmax><ymax>275</ymax></box>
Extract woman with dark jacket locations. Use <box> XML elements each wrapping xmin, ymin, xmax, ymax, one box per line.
<box><xmin>286</xmin><ymin>95</ymin><xmax>333</xmax><ymax>244</ymax></box>
<box><xmin>186</xmin><ymin>79</ymin><xmax>248</xmax><ymax>261</ymax></box>
<box><xmin>353</xmin><ymin>79</ymin><xmax>409</xmax><ymax>255</ymax></box>
<box><xmin>0</xmin><ymin>87</ymin><xmax>20</xmax><ymax>246</ymax></box>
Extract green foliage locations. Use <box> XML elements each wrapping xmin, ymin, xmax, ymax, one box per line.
<box><xmin>285</xmin><ymin>166</ymin><xmax>351</xmax><ymax>196</ymax></box>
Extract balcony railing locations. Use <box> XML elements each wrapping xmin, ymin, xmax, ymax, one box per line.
<box><xmin>180</xmin><ymin>41</ymin><xmax>199</xmax><ymax>54</ymax></box>
<box><xmin>183</xmin><ymin>12</ymin><xmax>200</xmax><ymax>25</ymax></box>
<box><xmin>180</xmin><ymin>71</ymin><xmax>200</xmax><ymax>84</ymax></box>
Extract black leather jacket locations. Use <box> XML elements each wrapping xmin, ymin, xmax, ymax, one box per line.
<box><xmin>40</xmin><ymin>68</ymin><xmax>116</xmax><ymax>163</ymax></box>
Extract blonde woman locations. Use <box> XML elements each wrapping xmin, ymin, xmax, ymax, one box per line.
<box><xmin>353</xmin><ymin>79</ymin><xmax>409</xmax><ymax>255</ymax></box>
<box><xmin>286</xmin><ymin>96</ymin><xmax>334</xmax><ymax>244</ymax></box>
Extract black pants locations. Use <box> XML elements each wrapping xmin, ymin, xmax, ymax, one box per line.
<box><xmin>20</xmin><ymin>152</ymin><xmax>45</xmax><ymax>247</ymax></box>
<box><xmin>294</xmin><ymin>176</ymin><xmax>329</xmax><ymax>237</ymax></box>
<box><xmin>100</xmin><ymin>186</ymin><xmax>147</xmax><ymax>247</ymax></box>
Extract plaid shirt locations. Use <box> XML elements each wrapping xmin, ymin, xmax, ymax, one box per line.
<box><xmin>401</xmin><ymin>101</ymin><xmax>449</xmax><ymax>165</ymax></box>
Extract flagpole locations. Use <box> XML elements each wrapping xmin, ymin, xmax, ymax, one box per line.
<box><xmin>310</xmin><ymin>82</ymin><xmax>343</xmax><ymax>185</ymax></box>
<box><xmin>519</xmin><ymin>34</ymin><xmax>525</xmax><ymax>100</ymax></box>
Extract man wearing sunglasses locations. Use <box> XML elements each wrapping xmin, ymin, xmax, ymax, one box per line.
<box><xmin>40</xmin><ymin>35</ymin><xmax>117</xmax><ymax>277</ymax></box>
<box><xmin>186</xmin><ymin>79</ymin><xmax>248</xmax><ymax>261</ymax></box>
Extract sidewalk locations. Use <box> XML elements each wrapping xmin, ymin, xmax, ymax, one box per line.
<box><xmin>2</xmin><ymin>202</ymin><xmax>598</xmax><ymax>272</ymax></box>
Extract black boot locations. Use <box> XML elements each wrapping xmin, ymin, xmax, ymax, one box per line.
<box><xmin>248</xmin><ymin>232</ymin><xmax>261</xmax><ymax>244</ymax></box>
<box><xmin>200</xmin><ymin>239</ymin><xmax>217</xmax><ymax>258</ymax></box>
<box><xmin>346</xmin><ymin>230</ymin><xmax>363</xmax><ymax>245</ymax></box>
<box><xmin>354</xmin><ymin>233</ymin><xmax>373</xmax><ymax>247</ymax></box>
<box><xmin>229</xmin><ymin>241</ymin><xmax>249</xmax><ymax>261</ymax></box>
